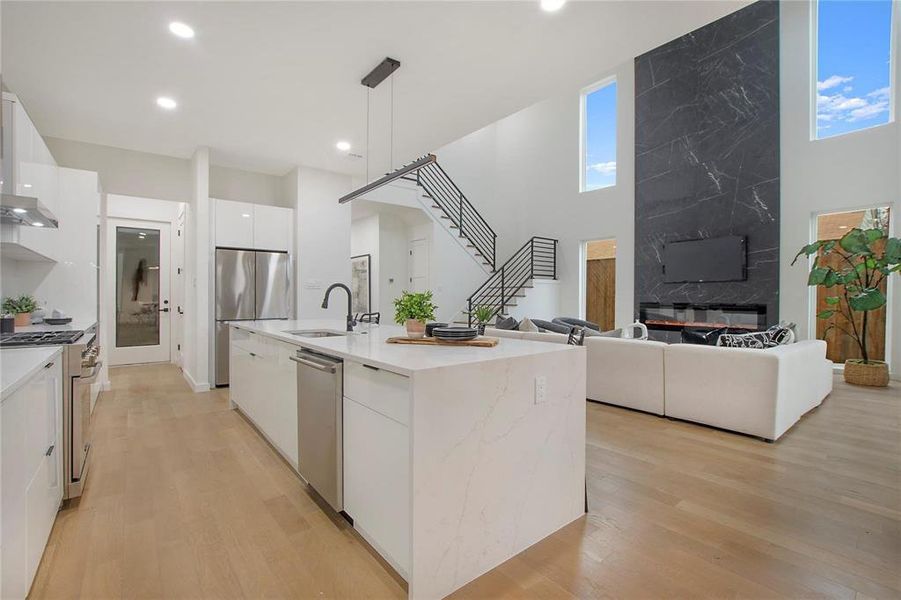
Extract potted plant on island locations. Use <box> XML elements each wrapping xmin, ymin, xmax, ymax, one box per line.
<box><xmin>394</xmin><ymin>290</ymin><xmax>437</xmax><ymax>339</ymax></box>
<box><xmin>470</xmin><ymin>305</ymin><xmax>495</xmax><ymax>335</ymax></box>
<box><xmin>793</xmin><ymin>227</ymin><xmax>900</xmax><ymax>387</ymax></box>
<box><xmin>2</xmin><ymin>294</ymin><xmax>39</xmax><ymax>328</ymax></box>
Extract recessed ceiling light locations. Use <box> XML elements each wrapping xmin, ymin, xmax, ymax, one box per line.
<box><xmin>336</xmin><ymin>141</ymin><xmax>352</xmax><ymax>152</ymax></box>
<box><xmin>156</xmin><ymin>96</ymin><xmax>177</xmax><ymax>110</ymax></box>
<box><xmin>169</xmin><ymin>22</ymin><xmax>195</xmax><ymax>39</ymax></box>
<box><xmin>22</xmin><ymin>183</ymin><xmax>32</xmax><ymax>188</ymax></box>
<box><xmin>241</xmin><ymin>213</ymin><xmax>251</xmax><ymax>218</ymax></box>
<box><xmin>33</xmin><ymin>222</ymin><xmax>44</xmax><ymax>227</ymax></box>
<box><xmin>839</xmin><ymin>225</ymin><xmax>848</xmax><ymax>229</ymax></box>
<box><xmin>540</xmin><ymin>0</ymin><xmax>566</xmax><ymax>11</ymax></box>
<box><xmin>12</xmin><ymin>208</ymin><xmax>27</xmax><ymax>214</ymax></box>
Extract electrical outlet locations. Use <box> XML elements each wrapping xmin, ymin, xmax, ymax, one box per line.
<box><xmin>534</xmin><ymin>376</ymin><xmax>547</xmax><ymax>404</ymax></box>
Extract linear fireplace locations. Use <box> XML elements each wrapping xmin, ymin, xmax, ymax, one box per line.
<box><xmin>639</xmin><ymin>302</ymin><xmax>767</xmax><ymax>343</ymax></box>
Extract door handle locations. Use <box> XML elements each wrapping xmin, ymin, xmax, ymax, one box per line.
<box><xmin>159</xmin><ymin>307</ymin><xmax>170</xmax><ymax>312</ymax></box>
<box><xmin>45</xmin><ymin>444</ymin><xmax>55</xmax><ymax>457</ymax></box>
<box><xmin>290</xmin><ymin>355</ymin><xmax>337</xmax><ymax>373</ymax></box>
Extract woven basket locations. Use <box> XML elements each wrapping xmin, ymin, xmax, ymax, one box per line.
<box><xmin>843</xmin><ymin>360</ymin><xmax>889</xmax><ymax>387</ymax></box>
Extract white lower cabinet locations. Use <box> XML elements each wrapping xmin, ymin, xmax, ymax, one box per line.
<box><xmin>229</xmin><ymin>332</ymin><xmax>298</xmax><ymax>469</ymax></box>
<box><xmin>343</xmin><ymin>366</ymin><xmax>411</xmax><ymax>578</ymax></box>
<box><xmin>1</xmin><ymin>357</ymin><xmax>63</xmax><ymax>600</ymax></box>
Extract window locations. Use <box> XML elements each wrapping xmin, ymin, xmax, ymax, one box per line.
<box><xmin>581</xmin><ymin>79</ymin><xmax>617</xmax><ymax>191</ymax></box>
<box><xmin>815</xmin><ymin>0</ymin><xmax>894</xmax><ymax>139</ymax></box>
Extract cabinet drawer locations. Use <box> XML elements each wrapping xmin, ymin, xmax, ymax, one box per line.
<box><xmin>344</xmin><ymin>362</ymin><xmax>410</xmax><ymax>426</ymax></box>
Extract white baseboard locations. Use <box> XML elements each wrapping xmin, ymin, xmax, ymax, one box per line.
<box><xmin>181</xmin><ymin>368</ymin><xmax>211</xmax><ymax>393</ymax></box>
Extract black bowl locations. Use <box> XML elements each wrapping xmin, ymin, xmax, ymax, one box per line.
<box><xmin>425</xmin><ymin>322</ymin><xmax>448</xmax><ymax>337</ymax></box>
<box><xmin>43</xmin><ymin>317</ymin><xmax>73</xmax><ymax>325</ymax></box>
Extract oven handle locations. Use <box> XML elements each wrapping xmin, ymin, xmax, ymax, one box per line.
<box><xmin>76</xmin><ymin>361</ymin><xmax>103</xmax><ymax>384</ymax></box>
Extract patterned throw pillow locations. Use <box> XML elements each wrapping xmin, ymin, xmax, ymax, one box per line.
<box><xmin>718</xmin><ymin>325</ymin><xmax>794</xmax><ymax>349</ymax></box>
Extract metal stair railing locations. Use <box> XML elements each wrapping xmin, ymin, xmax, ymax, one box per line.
<box><xmin>467</xmin><ymin>236</ymin><xmax>557</xmax><ymax>326</ymax></box>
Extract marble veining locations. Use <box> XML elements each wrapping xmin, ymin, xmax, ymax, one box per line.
<box><xmin>634</xmin><ymin>0</ymin><xmax>780</xmax><ymax>327</ymax></box>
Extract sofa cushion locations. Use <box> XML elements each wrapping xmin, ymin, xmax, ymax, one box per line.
<box><xmin>553</xmin><ymin>317</ymin><xmax>601</xmax><ymax>332</ymax></box>
<box><xmin>532</xmin><ymin>319</ymin><xmax>572</xmax><ymax>334</ymax></box>
<box><xmin>495</xmin><ymin>316</ymin><xmax>519</xmax><ymax>330</ymax></box>
<box><xmin>519</xmin><ymin>317</ymin><xmax>539</xmax><ymax>332</ymax></box>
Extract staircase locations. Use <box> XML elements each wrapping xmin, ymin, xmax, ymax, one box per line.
<box><xmin>466</xmin><ymin>237</ymin><xmax>558</xmax><ymax>326</ymax></box>
<box><xmin>341</xmin><ymin>153</ymin><xmax>557</xmax><ymax>323</ymax></box>
<box><xmin>398</xmin><ymin>155</ymin><xmax>497</xmax><ymax>271</ymax></box>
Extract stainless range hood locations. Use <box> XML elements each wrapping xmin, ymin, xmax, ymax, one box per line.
<box><xmin>0</xmin><ymin>194</ymin><xmax>59</xmax><ymax>228</ymax></box>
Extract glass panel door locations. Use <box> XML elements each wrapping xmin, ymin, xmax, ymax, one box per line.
<box><xmin>108</xmin><ymin>219</ymin><xmax>170</xmax><ymax>366</ymax></box>
<box><xmin>115</xmin><ymin>226</ymin><xmax>161</xmax><ymax>347</ymax></box>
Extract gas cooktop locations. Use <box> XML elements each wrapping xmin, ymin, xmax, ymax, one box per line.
<box><xmin>0</xmin><ymin>330</ymin><xmax>85</xmax><ymax>347</ymax></box>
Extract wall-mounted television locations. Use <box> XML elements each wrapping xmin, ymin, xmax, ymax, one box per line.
<box><xmin>663</xmin><ymin>235</ymin><xmax>747</xmax><ymax>283</ymax></box>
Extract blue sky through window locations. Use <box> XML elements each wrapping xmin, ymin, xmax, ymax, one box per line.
<box><xmin>583</xmin><ymin>81</ymin><xmax>617</xmax><ymax>191</ymax></box>
<box><xmin>817</xmin><ymin>0</ymin><xmax>894</xmax><ymax>139</ymax></box>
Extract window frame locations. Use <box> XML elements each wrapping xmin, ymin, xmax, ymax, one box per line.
<box><xmin>580</xmin><ymin>76</ymin><xmax>617</xmax><ymax>193</ymax></box>
<box><xmin>811</xmin><ymin>0</ymin><xmax>897</xmax><ymax>141</ymax></box>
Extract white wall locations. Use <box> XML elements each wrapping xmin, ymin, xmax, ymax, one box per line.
<box><xmin>435</xmin><ymin>60</ymin><xmax>637</xmax><ymax>328</ymax></box>
<box><xmin>780</xmin><ymin>0</ymin><xmax>900</xmax><ymax>377</ymax></box>
<box><xmin>181</xmin><ymin>147</ymin><xmax>212</xmax><ymax>391</ymax></box>
<box><xmin>294</xmin><ymin>166</ymin><xmax>353</xmax><ymax>319</ymax></box>
<box><xmin>46</xmin><ymin>137</ymin><xmax>192</xmax><ymax>203</ymax></box>
<box><xmin>209</xmin><ymin>165</ymin><xmax>289</xmax><ymax>208</ymax></box>
<box><xmin>351</xmin><ymin>214</ymin><xmax>380</xmax><ymax>313</ymax></box>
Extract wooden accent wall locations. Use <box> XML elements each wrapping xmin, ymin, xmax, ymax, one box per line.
<box><xmin>586</xmin><ymin>258</ymin><xmax>616</xmax><ymax>331</ymax></box>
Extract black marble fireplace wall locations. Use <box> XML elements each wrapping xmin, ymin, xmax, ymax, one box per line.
<box><xmin>634</xmin><ymin>0</ymin><xmax>780</xmax><ymax>329</ymax></box>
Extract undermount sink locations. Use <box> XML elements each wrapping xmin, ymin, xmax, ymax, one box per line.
<box><xmin>285</xmin><ymin>330</ymin><xmax>347</xmax><ymax>338</ymax></box>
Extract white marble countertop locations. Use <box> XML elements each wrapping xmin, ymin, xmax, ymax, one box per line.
<box><xmin>1</xmin><ymin>346</ymin><xmax>63</xmax><ymax>401</ymax></box>
<box><xmin>230</xmin><ymin>319</ymin><xmax>577</xmax><ymax>376</ymax></box>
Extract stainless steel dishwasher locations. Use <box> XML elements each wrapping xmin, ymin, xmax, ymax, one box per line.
<box><xmin>291</xmin><ymin>349</ymin><xmax>344</xmax><ymax>512</ymax></box>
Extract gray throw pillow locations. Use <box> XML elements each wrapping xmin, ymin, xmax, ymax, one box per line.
<box><xmin>583</xmin><ymin>328</ymin><xmax>622</xmax><ymax>338</ymax></box>
<box><xmin>495</xmin><ymin>316</ymin><xmax>519</xmax><ymax>331</ymax></box>
<box><xmin>532</xmin><ymin>319</ymin><xmax>573</xmax><ymax>334</ymax></box>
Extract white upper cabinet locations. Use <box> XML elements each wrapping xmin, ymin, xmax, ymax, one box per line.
<box><xmin>215</xmin><ymin>198</ymin><xmax>255</xmax><ymax>249</ymax></box>
<box><xmin>252</xmin><ymin>204</ymin><xmax>291</xmax><ymax>252</ymax></box>
<box><xmin>214</xmin><ymin>198</ymin><xmax>292</xmax><ymax>252</ymax></box>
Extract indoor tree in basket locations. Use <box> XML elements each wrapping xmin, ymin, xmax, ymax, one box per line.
<box><xmin>793</xmin><ymin>227</ymin><xmax>900</xmax><ymax>387</ymax></box>
<box><xmin>394</xmin><ymin>290</ymin><xmax>437</xmax><ymax>339</ymax></box>
<box><xmin>2</xmin><ymin>294</ymin><xmax>38</xmax><ymax>328</ymax></box>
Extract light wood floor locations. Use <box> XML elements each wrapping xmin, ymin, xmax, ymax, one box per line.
<box><xmin>31</xmin><ymin>364</ymin><xmax>900</xmax><ymax>599</ymax></box>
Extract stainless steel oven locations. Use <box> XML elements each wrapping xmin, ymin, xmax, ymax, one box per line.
<box><xmin>63</xmin><ymin>329</ymin><xmax>101</xmax><ymax>500</ymax></box>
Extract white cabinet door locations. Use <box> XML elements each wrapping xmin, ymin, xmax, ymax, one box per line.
<box><xmin>215</xmin><ymin>199</ymin><xmax>254</xmax><ymax>249</ymax></box>
<box><xmin>252</xmin><ymin>205</ymin><xmax>292</xmax><ymax>252</ymax></box>
<box><xmin>229</xmin><ymin>343</ymin><xmax>254</xmax><ymax>414</ymax></box>
<box><xmin>343</xmin><ymin>396</ymin><xmax>410</xmax><ymax>577</ymax></box>
<box><xmin>262</xmin><ymin>338</ymin><xmax>298</xmax><ymax>468</ymax></box>
<box><xmin>1</xmin><ymin>357</ymin><xmax>62</xmax><ymax>600</ymax></box>
<box><xmin>1</xmin><ymin>383</ymin><xmax>30</xmax><ymax>600</ymax></box>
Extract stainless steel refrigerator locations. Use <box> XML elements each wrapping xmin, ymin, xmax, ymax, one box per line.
<box><xmin>215</xmin><ymin>248</ymin><xmax>290</xmax><ymax>386</ymax></box>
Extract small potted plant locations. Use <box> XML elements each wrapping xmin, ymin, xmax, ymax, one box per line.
<box><xmin>394</xmin><ymin>290</ymin><xmax>437</xmax><ymax>339</ymax></box>
<box><xmin>470</xmin><ymin>305</ymin><xmax>495</xmax><ymax>335</ymax></box>
<box><xmin>2</xmin><ymin>294</ymin><xmax>39</xmax><ymax>328</ymax></box>
<box><xmin>793</xmin><ymin>227</ymin><xmax>899</xmax><ymax>387</ymax></box>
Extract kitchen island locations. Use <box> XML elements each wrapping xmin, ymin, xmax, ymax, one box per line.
<box><xmin>229</xmin><ymin>319</ymin><xmax>586</xmax><ymax>599</ymax></box>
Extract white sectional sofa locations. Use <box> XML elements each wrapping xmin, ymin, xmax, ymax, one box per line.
<box><xmin>664</xmin><ymin>340</ymin><xmax>833</xmax><ymax>441</ymax></box>
<box><xmin>488</xmin><ymin>328</ymin><xmax>833</xmax><ymax>440</ymax></box>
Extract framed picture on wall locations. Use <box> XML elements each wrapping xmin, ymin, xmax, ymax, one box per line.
<box><xmin>351</xmin><ymin>254</ymin><xmax>371</xmax><ymax>314</ymax></box>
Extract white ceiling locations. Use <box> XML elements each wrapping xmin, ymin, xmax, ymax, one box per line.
<box><xmin>2</xmin><ymin>1</ymin><xmax>749</xmax><ymax>176</ymax></box>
